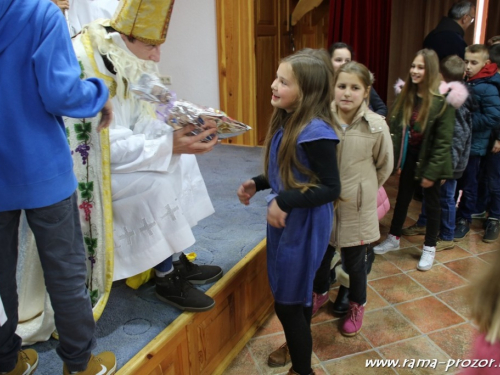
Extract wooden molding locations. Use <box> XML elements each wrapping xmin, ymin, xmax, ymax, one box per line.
<box><xmin>117</xmin><ymin>239</ymin><xmax>274</xmax><ymax>375</ymax></box>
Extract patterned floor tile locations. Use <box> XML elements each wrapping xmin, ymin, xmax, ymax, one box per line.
<box><xmin>254</xmin><ymin>312</ymin><xmax>284</xmax><ymax>337</ymax></box>
<box><xmin>361</xmin><ymin>307</ymin><xmax>420</xmax><ymax>347</ymax></box>
<box><xmin>222</xmin><ymin>346</ymin><xmax>261</xmax><ymax>375</ymax></box>
<box><xmin>434</xmin><ymin>246</ymin><xmax>473</xmax><ymax>263</ymax></box>
<box><xmin>455</xmin><ymin>233</ymin><xmax>500</xmax><ymax>254</ymax></box>
<box><xmin>443</xmin><ymin>257</ymin><xmax>490</xmax><ymax>282</ymax></box>
<box><xmin>368</xmin><ymin>257</ymin><xmax>403</xmax><ymax>281</ymax></box>
<box><xmin>396</xmin><ymin>296</ymin><xmax>464</xmax><ymax>333</ymax></box>
<box><xmin>311</xmin><ymin>321</ymin><xmax>372</xmax><ymax>361</ymax></box>
<box><xmin>407</xmin><ymin>265</ymin><xmax>467</xmax><ymax>293</ymax></box>
<box><xmin>380</xmin><ymin>247</ymin><xmax>423</xmax><ymax>271</ymax></box>
<box><xmin>428</xmin><ymin>323</ymin><xmax>478</xmax><ymax>359</ymax></box>
<box><xmin>323</xmin><ymin>351</ymin><xmax>395</xmax><ymax>375</ymax></box>
<box><xmin>478</xmin><ymin>251</ymin><xmax>499</xmax><ymax>264</ymax></box>
<box><xmin>378</xmin><ymin>336</ymin><xmax>450</xmax><ymax>375</ymax></box>
<box><xmin>369</xmin><ymin>274</ymin><xmax>429</xmax><ymax>304</ymax></box>
<box><xmin>436</xmin><ymin>286</ymin><xmax>471</xmax><ymax>319</ymax></box>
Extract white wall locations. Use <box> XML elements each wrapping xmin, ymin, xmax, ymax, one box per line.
<box><xmin>159</xmin><ymin>0</ymin><xmax>220</xmax><ymax>109</ymax></box>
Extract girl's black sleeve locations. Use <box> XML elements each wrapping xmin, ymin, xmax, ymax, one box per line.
<box><xmin>275</xmin><ymin>139</ymin><xmax>341</xmax><ymax>213</ymax></box>
<box><xmin>251</xmin><ymin>174</ymin><xmax>270</xmax><ymax>191</ymax></box>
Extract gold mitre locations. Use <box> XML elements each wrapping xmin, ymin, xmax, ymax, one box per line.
<box><xmin>110</xmin><ymin>0</ymin><xmax>175</xmax><ymax>45</ymax></box>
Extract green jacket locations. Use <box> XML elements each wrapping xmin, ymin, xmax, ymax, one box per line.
<box><xmin>389</xmin><ymin>94</ymin><xmax>455</xmax><ymax>182</ymax></box>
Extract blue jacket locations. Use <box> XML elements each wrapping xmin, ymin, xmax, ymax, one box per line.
<box><xmin>467</xmin><ymin>69</ymin><xmax>500</xmax><ymax>156</ymax></box>
<box><xmin>0</xmin><ymin>0</ymin><xmax>109</xmax><ymax>210</ymax></box>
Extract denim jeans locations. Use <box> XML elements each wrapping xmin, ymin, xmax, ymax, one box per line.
<box><xmin>0</xmin><ymin>192</ymin><xmax>96</xmax><ymax>373</ymax></box>
<box><xmin>476</xmin><ymin>152</ymin><xmax>500</xmax><ymax>219</ymax></box>
<box><xmin>417</xmin><ymin>179</ymin><xmax>458</xmax><ymax>241</ymax></box>
<box><xmin>341</xmin><ymin>245</ymin><xmax>367</xmax><ymax>305</ymax></box>
<box><xmin>456</xmin><ymin>155</ymin><xmax>482</xmax><ymax>222</ymax></box>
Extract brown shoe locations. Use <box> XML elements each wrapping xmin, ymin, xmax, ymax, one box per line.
<box><xmin>268</xmin><ymin>342</ymin><xmax>290</xmax><ymax>367</ymax></box>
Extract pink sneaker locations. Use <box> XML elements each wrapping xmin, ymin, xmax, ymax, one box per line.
<box><xmin>312</xmin><ymin>291</ymin><xmax>329</xmax><ymax>316</ymax></box>
<box><xmin>341</xmin><ymin>301</ymin><xmax>365</xmax><ymax>336</ymax></box>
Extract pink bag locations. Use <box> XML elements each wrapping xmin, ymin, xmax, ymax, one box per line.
<box><xmin>377</xmin><ymin>186</ymin><xmax>390</xmax><ymax>220</ymax></box>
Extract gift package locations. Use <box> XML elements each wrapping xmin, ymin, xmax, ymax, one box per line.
<box><xmin>131</xmin><ymin>74</ymin><xmax>251</xmax><ymax>140</ymax></box>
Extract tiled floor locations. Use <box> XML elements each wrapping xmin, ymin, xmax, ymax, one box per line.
<box><xmin>224</xmin><ymin>176</ymin><xmax>498</xmax><ymax>375</ymax></box>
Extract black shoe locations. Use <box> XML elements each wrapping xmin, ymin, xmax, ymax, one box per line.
<box><xmin>454</xmin><ymin>217</ymin><xmax>470</xmax><ymax>241</ymax></box>
<box><xmin>173</xmin><ymin>253</ymin><xmax>223</xmax><ymax>285</ymax></box>
<box><xmin>366</xmin><ymin>247</ymin><xmax>375</xmax><ymax>275</ymax></box>
<box><xmin>483</xmin><ymin>218</ymin><xmax>500</xmax><ymax>243</ymax></box>
<box><xmin>332</xmin><ymin>285</ymin><xmax>349</xmax><ymax>315</ymax></box>
<box><xmin>155</xmin><ymin>272</ymin><xmax>215</xmax><ymax>312</ymax></box>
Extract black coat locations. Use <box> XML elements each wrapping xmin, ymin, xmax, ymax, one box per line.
<box><xmin>423</xmin><ymin>17</ymin><xmax>467</xmax><ymax>61</ymax></box>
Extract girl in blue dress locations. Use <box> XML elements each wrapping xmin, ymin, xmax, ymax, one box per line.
<box><xmin>237</xmin><ymin>51</ymin><xmax>341</xmax><ymax>375</ymax></box>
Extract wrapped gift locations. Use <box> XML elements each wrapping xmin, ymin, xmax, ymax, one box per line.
<box><xmin>132</xmin><ymin>74</ymin><xmax>251</xmax><ymax>140</ymax></box>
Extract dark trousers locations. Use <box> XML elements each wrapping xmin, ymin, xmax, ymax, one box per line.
<box><xmin>274</xmin><ymin>302</ymin><xmax>313</xmax><ymax>375</ymax></box>
<box><xmin>341</xmin><ymin>245</ymin><xmax>367</xmax><ymax>305</ymax></box>
<box><xmin>456</xmin><ymin>155</ymin><xmax>482</xmax><ymax>222</ymax></box>
<box><xmin>0</xmin><ymin>192</ymin><xmax>96</xmax><ymax>373</ymax></box>
<box><xmin>390</xmin><ymin>149</ymin><xmax>441</xmax><ymax>247</ymax></box>
<box><xmin>312</xmin><ymin>245</ymin><xmax>336</xmax><ymax>294</ymax></box>
<box><xmin>476</xmin><ymin>152</ymin><xmax>500</xmax><ymax>219</ymax></box>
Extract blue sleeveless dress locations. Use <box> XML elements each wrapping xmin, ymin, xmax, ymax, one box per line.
<box><xmin>266</xmin><ymin>119</ymin><xmax>339</xmax><ymax>306</ymax></box>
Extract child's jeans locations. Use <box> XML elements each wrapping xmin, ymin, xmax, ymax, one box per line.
<box><xmin>417</xmin><ymin>179</ymin><xmax>458</xmax><ymax>241</ymax></box>
<box><xmin>456</xmin><ymin>155</ymin><xmax>482</xmax><ymax>222</ymax></box>
<box><xmin>476</xmin><ymin>152</ymin><xmax>500</xmax><ymax>220</ymax></box>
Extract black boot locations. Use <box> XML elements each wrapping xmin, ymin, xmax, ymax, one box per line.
<box><xmin>332</xmin><ymin>285</ymin><xmax>349</xmax><ymax>315</ymax></box>
<box><xmin>366</xmin><ymin>247</ymin><xmax>375</xmax><ymax>275</ymax></box>
<box><xmin>155</xmin><ymin>271</ymin><xmax>215</xmax><ymax>312</ymax></box>
<box><xmin>173</xmin><ymin>253</ymin><xmax>223</xmax><ymax>285</ymax></box>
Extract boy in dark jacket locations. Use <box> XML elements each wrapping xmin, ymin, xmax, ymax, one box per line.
<box><xmin>455</xmin><ymin>44</ymin><xmax>500</xmax><ymax>240</ymax></box>
<box><xmin>474</xmin><ymin>44</ymin><xmax>500</xmax><ymax>242</ymax></box>
<box><xmin>403</xmin><ymin>55</ymin><xmax>473</xmax><ymax>250</ymax></box>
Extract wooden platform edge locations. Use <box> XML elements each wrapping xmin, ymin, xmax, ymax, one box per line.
<box><xmin>117</xmin><ymin>238</ymin><xmax>274</xmax><ymax>375</ymax></box>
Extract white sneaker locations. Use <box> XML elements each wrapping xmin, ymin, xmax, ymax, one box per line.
<box><xmin>417</xmin><ymin>246</ymin><xmax>435</xmax><ymax>271</ymax></box>
<box><xmin>373</xmin><ymin>234</ymin><xmax>400</xmax><ymax>254</ymax></box>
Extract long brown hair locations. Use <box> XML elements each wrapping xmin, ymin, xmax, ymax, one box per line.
<box><xmin>391</xmin><ymin>49</ymin><xmax>440</xmax><ymax>131</ymax></box>
<box><xmin>469</xmin><ymin>249</ymin><xmax>500</xmax><ymax>343</ymax></box>
<box><xmin>264</xmin><ymin>51</ymin><xmax>334</xmax><ymax>190</ymax></box>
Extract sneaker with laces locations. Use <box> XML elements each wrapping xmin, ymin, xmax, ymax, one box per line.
<box><xmin>155</xmin><ymin>271</ymin><xmax>215</xmax><ymax>311</ymax></box>
<box><xmin>454</xmin><ymin>217</ymin><xmax>470</xmax><ymax>241</ymax></box>
<box><xmin>435</xmin><ymin>238</ymin><xmax>455</xmax><ymax>251</ymax></box>
<box><xmin>483</xmin><ymin>218</ymin><xmax>500</xmax><ymax>243</ymax></box>
<box><xmin>341</xmin><ymin>301</ymin><xmax>365</xmax><ymax>336</ymax></box>
<box><xmin>373</xmin><ymin>234</ymin><xmax>400</xmax><ymax>254</ymax></box>
<box><xmin>417</xmin><ymin>246</ymin><xmax>435</xmax><ymax>271</ymax></box>
<box><xmin>62</xmin><ymin>352</ymin><xmax>116</xmax><ymax>375</ymax></box>
<box><xmin>173</xmin><ymin>253</ymin><xmax>223</xmax><ymax>285</ymax></box>
<box><xmin>311</xmin><ymin>291</ymin><xmax>329</xmax><ymax>316</ymax></box>
<box><xmin>401</xmin><ymin>223</ymin><xmax>426</xmax><ymax>236</ymax></box>
<box><xmin>4</xmin><ymin>349</ymin><xmax>38</xmax><ymax>375</ymax></box>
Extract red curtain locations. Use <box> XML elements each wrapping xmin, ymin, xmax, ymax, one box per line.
<box><xmin>328</xmin><ymin>0</ymin><xmax>392</xmax><ymax>103</ymax></box>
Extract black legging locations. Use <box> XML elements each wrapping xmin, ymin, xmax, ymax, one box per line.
<box><xmin>274</xmin><ymin>302</ymin><xmax>313</xmax><ymax>375</ymax></box>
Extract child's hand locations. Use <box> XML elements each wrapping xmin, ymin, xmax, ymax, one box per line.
<box><xmin>237</xmin><ymin>179</ymin><xmax>256</xmax><ymax>205</ymax></box>
<box><xmin>492</xmin><ymin>140</ymin><xmax>500</xmax><ymax>153</ymax></box>
<box><xmin>267</xmin><ymin>199</ymin><xmax>287</xmax><ymax>228</ymax></box>
<box><xmin>421</xmin><ymin>178</ymin><xmax>434</xmax><ymax>188</ymax></box>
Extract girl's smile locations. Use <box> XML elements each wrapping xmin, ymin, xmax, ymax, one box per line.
<box><xmin>270</xmin><ymin>62</ymin><xmax>300</xmax><ymax>113</ymax></box>
<box><xmin>410</xmin><ymin>55</ymin><xmax>425</xmax><ymax>85</ymax></box>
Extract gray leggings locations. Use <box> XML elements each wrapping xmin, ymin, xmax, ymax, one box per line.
<box><xmin>0</xmin><ymin>192</ymin><xmax>95</xmax><ymax>373</ymax></box>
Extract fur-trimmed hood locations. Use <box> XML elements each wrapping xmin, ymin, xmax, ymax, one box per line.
<box><xmin>393</xmin><ymin>79</ymin><xmax>469</xmax><ymax>109</ymax></box>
